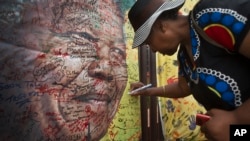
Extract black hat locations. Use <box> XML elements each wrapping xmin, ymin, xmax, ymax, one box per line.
<box><xmin>128</xmin><ymin>0</ymin><xmax>185</xmax><ymax>48</ymax></box>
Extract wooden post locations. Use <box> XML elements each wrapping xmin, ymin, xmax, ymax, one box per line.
<box><xmin>138</xmin><ymin>46</ymin><xmax>164</xmax><ymax>141</ymax></box>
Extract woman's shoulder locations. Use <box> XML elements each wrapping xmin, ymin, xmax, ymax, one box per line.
<box><xmin>192</xmin><ymin>0</ymin><xmax>250</xmax><ymax>53</ymax></box>
<box><xmin>194</xmin><ymin>0</ymin><xmax>250</xmax><ymax>14</ymax></box>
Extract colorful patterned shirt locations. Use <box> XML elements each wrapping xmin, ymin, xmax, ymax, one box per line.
<box><xmin>178</xmin><ymin>0</ymin><xmax>250</xmax><ymax>110</ymax></box>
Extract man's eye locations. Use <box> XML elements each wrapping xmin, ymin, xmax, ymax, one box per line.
<box><xmin>109</xmin><ymin>47</ymin><xmax>125</xmax><ymax>58</ymax></box>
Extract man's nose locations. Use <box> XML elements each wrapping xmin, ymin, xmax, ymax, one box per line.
<box><xmin>87</xmin><ymin>60</ymin><xmax>114</xmax><ymax>81</ymax></box>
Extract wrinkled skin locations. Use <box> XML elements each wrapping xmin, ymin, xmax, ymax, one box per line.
<box><xmin>0</xmin><ymin>0</ymin><xmax>127</xmax><ymax>141</ymax></box>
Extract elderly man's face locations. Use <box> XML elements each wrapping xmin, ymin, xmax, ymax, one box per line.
<box><xmin>0</xmin><ymin>1</ymin><xmax>127</xmax><ymax>141</ymax></box>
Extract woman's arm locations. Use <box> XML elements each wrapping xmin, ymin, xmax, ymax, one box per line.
<box><xmin>129</xmin><ymin>75</ymin><xmax>191</xmax><ymax>98</ymax></box>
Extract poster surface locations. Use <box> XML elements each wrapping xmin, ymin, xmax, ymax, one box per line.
<box><xmin>0</xmin><ymin>0</ymin><xmax>133</xmax><ymax>141</ymax></box>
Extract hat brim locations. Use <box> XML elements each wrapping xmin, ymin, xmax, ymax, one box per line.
<box><xmin>131</xmin><ymin>0</ymin><xmax>185</xmax><ymax>48</ymax></box>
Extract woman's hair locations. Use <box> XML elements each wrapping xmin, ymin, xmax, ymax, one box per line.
<box><xmin>157</xmin><ymin>3</ymin><xmax>184</xmax><ymax>20</ymax></box>
<box><xmin>158</xmin><ymin>9</ymin><xmax>178</xmax><ymax>20</ymax></box>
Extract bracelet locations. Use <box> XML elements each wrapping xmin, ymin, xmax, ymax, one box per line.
<box><xmin>162</xmin><ymin>86</ymin><xmax>166</xmax><ymax>95</ymax></box>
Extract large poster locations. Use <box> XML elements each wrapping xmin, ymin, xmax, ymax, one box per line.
<box><xmin>0</xmin><ymin>0</ymin><xmax>134</xmax><ymax>141</ymax></box>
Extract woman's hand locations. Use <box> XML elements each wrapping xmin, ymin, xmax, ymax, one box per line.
<box><xmin>200</xmin><ymin>109</ymin><xmax>238</xmax><ymax>141</ymax></box>
<box><xmin>129</xmin><ymin>82</ymin><xmax>152</xmax><ymax>96</ymax></box>
<box><xmin>129</xmin><ymin>81</ymin><xmax>189</xmax><ymax>98</ymax></box>
<box><xmin>130</xmin><ymin>82</ymin><xmax>144</xmax><ymax>91</ymax></box>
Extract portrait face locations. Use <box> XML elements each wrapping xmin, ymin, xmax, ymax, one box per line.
<box><xmin>0</xmin><ymin>0</ymin><xmax>127</xmax><ymax>141</ymax></box>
